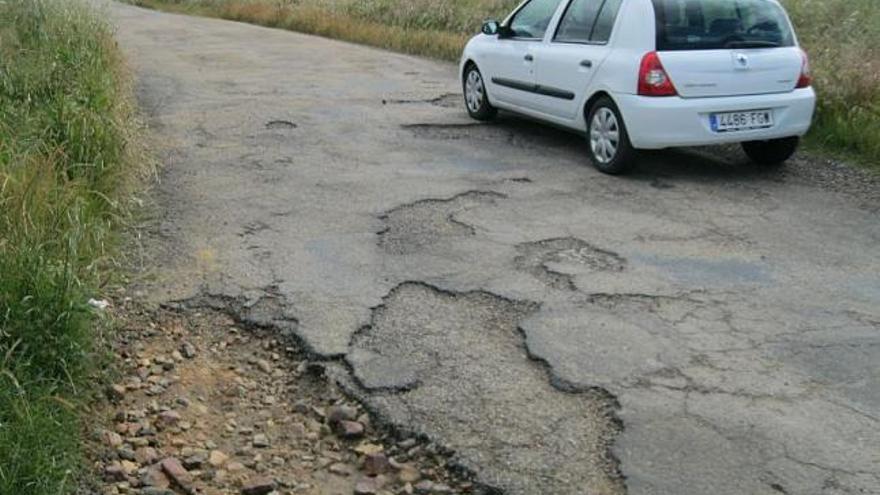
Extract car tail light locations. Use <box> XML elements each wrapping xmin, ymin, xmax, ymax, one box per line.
<box><xmin>638</xmin><ymin>51</ymin><xmax>677</xmax><ymax>97</ymax></box>
<box><xmin>796</xmin><ymin>49</ymin><xmax>812</xmax><ymax>88</ymax></box>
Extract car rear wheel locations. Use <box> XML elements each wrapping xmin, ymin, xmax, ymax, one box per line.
<box><xmin>587</xmin><ymin>96</ymin><xmax>636</xmax><ymax>175</ymax></box>
<box><xmin>463</xmin><ymin>64</ymin><xmax>497</xmax><ymax>121</ymax></box>
<box><xmin>741</xmin><ymin>137</ymin><xmax>799</xmax><ymax>166</ymax></box>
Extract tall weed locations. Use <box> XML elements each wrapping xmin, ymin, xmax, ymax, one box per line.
<box><xmin>0</xmin><ymin>0</ymin><xmax>144</xmax><ymax>492</ymax></box>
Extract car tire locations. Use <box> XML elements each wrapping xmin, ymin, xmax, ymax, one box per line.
<box><xmin>586</xmin><ymin>96</ymin><xmax>636</xmax><ymax>175</ymax></box>
<box><xmin>741</xmin><ymin>137</ymin><xmax>799</xmax><ymax>166</ymax></box>
<box><xmin>463</xmin><ymin>64</ymin><xmax>497</xmax><ymax>121</ymax></box>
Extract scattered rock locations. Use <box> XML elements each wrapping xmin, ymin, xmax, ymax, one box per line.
<box><xmin>208</xmin><ymin>450</ymin><xmax>229</xmax><ymax>467</ymax></box>
<box><xmin>354</xmin><ymin>474</ymin><xmax>387</xmax><ymax>495</ymax></box>
<box><xmin>328</xmin><ymin>462</ymin><xmax>352</xmax><ymax>476</ymax></box>
<box><xmin>326</xmin><ymin>405</ymin><xmax>357</xmax><ymax>425</ymax></box>
<box><xmin>292</xmin><ymin>400</ymin><xmax>310</xmax><ymax>414</ymax></box>
<box><xmin>252</xmin><ymin>433</ymin><xmax>270</xmax><ymax>448</ymax></box>
<box><xmin>353</xmin><ymin>443</ymin><xmax>383</xmax><ymax>456</ymax></box>
<box><xmin>102</xmin><ymin>430</ymin><xmax>123</xmax><ymax>448</ymax></box>
<box><xmin>158</xmin><ymin>410</ymin><xmax>181</xmax><ymax>426</ymax></box>
<box><xmin>141</xmin><ymin>465</ymin><xmax>171</xmax><ymax>488</ymax></box>
<box><xmin>254</xmin><ymin>359</ymin><xmax>272</xmax><ymax>374</ymax></box>
<box><xmin>119</xmin><ymin>461</ymin><xmax>138</xmax><ymax>476</ymax></box>
<box><xmin>180</xmin><ymin>343</ymin><xmax>196</xmax><ymax>358</ymax></box>
<box><xmin>137</xmin><ymin>423</ymin><xmax>157</xmax><ymax>437</ymax></box>
<box><xmin>182</xmin><ymin>451</ymin><xmax>207</xmax><ymax>470</ymax></box>
<box><xmin>397</xmin><ymin>464</ymin><xmax>421</xmax><ymax>484</ymax></box>
<box><xmin>160</xmin><ymin>457</ymin><xmax>193</xmax><ymax>493</ymax></box>
<box><xmin>140</xmin><ymin>488</ymin><xmax>176</xmax><ymax>495</ymax></box>
<box><xmin>135</xmin><ymin>446</ymin><xmax>159</xmax><ymax>465</ymax></box>
<box><xmin>241</xmin><ymin>476</ymin><xmax>276</xmax><ymax>495</ymax></box>
<box><xmin>414</xmin><ymin>480</ymin><xmax>452</xmax><ymax>494</ymax></box>
<box><xmin>117</xmin><ymin>447</ymin><xmax>137</xmax><ymax>461</ymax></box>
<box><xmin>363</xmin><ymin>453</ymin><xmax>390</xmax><ymax>476</ymax></box>
<box><xmin>104</xmin><ymin>462</ymin><xmax>127</xmax><ymax>482</ymax></box>
<box><xmin>338</xmin><ymin>420</ymin><xmax>364</xmax><ymax>439</ymax></box>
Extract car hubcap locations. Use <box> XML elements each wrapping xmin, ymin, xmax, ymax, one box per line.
<box><xmin>590</xmin><ymin>108</ymin><xmax>620</xmax><ymax>164</ymax></box>
<box><xmin>465</xmin><ymin>70</ymin><xmax>484</xmax><ymax>113</ymax></box>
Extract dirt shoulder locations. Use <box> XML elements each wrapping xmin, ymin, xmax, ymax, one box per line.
<box><xmin>87</xmin><ymin>301</ymin><xmax>479</xmax><ymax>495</ymax></box>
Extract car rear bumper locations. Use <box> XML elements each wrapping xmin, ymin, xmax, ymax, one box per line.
<box><xmin>614</xmin><ymin>88</ymin><xmax>816</xmax><ymax>149</ymax></box>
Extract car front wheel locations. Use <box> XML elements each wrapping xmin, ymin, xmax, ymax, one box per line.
<box><xmin>586</xmin><ymin>96</ymin><xmax>636</xmax><ymax>175</ymax></box>
<box><xmin>741</xmin><ymin>137</ymin><xmax>799</xmax><ymax>166</ymax></box>
<box><xmin>463</xmin><ymin>64</ymin><xmax>497</xmax><ymax>121</ymax></box>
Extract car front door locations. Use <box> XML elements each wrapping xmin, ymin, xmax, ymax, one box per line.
<box><xmin>483</xmin><ymin>0</ymin><xmax>564</xmax><ymax>108</ymax></box>
<box><xmin>533</xmin><ymin>0</ymin><xmax>624</xmax><ymax>120</ymax></box>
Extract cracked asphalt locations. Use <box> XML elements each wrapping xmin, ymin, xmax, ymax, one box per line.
<box><xmin>111</xmin><ymin>3</ymin><xmax>880</xmax><ymax>494</ymax></box>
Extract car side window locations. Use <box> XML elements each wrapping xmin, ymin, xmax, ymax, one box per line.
<box><xmin>509</xmin><ymin>0</ymin><xmax>564</xmax><ymax>39</ymax></box>
<box><xmin>554</xmin><ymin>0</ymin><xmax>624</xmax><ymax>43</ymax></box>
<box><xmin>590</xmin><ymin>0</ymin><xmax>623</xmax><ymax>42</ymax></box>
<box><xmin>555</xmin><ymin>0</ymin><xmax>604</xmax><ymax>43</ymax></box>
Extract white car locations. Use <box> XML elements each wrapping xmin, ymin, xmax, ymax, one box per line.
<box><xmin>460</xmin><ymin>0</ymin><xmax>816</xmax><ymax>174</ymax></box>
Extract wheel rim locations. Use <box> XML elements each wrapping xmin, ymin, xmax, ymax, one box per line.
<box><xmin>590</xmin><ymin>107</ymin><xmax>620</xmax><ymax>164</ymax></box>
<box><xmin>465</xmin><ymin>69</ymin><xmax>484</xmax><ymax>113</ymax></box>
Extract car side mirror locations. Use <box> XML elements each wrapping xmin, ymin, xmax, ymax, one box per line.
<box><xmin>481</xmin><ymin>20</ymin><xmax>500</xmax><ymax>36</ymax></box>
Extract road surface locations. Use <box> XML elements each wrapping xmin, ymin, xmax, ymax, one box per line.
<box><xmin>110</xmin><ymin>3</ymin><xmax>880</xmax><ymax>494</ymax></box>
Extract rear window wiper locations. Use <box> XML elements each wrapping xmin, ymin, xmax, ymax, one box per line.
<box><xmin>725</xmin><ymin>40</ymin><xmax>780</xmax><ymax>48</ymax></box>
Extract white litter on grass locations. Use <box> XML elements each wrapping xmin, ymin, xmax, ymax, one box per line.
<box><xmin>88</xmin><ymin>298</ymin><xmax>110</xmax><ymax>310</ymax></box>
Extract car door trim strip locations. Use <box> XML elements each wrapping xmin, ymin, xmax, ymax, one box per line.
<box><xmin>491</xmin><ymin>77</ymin><xmax>576</xmax><ymax>100</ymax></box>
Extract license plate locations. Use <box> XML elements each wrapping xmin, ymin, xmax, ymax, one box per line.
<box><xmin>710</xmin><ymin>110</ymin><xmax>774</xmax><ymax>133</ymax></box>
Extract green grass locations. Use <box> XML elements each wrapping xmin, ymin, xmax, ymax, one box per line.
<box><xmin>131</xmin><ymin>0</ymin><xmax>879</xmax><ymax>168</ymax></box>
<box><xmin>0</xmin><ymin>0</ymin><xmax>144</xmax><ymax>492</ymax></box>
<box><xmin>783</xmin><ymin>0</ymin><xmax>880</xmax><ymax>166</ymax></box>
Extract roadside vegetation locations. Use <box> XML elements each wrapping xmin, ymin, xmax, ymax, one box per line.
<box><xmin>0</xmin><ymin>0</ymin><xmax>146</xmax><ymax>493</ymax></box>
<box><xmin>133</xmin><ymin>0</ymin><xmax>878</xmax><ymax>167</ymax></box>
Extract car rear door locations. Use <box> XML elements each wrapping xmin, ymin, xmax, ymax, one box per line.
<box><xmin>651</xmin><ymin>0</ymin><xmax>803</xmax><ymax>97</ymax></box>
<box><xmin>533</xmin><ymin>0</ymin><xmax>624</xmax><ymax>119</ymax></box>
<box><xmin>482</xmin><ymin>0</ymin><xmax>564</xmax><ymax>108</ymax></box>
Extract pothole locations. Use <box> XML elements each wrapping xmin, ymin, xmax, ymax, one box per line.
<box><xmin>402</xmin><ymin>120</ymin><xmax>579</xmax><ymax>151</ymax></box>
<box><xmin>346</xmin><ymin>282</ymin><xmax>625</xmax><ymax>495</ymax></box>
<box><xmin>383</xmin><ymin>93</ymin><xmax>460</xmax><ymax>108</ymax></box>
<box><xmin>515</xmin><ymin>238</ymin><xmax>626</xmax><ymax>291</ymax></box>
<box><xmin>265</xmin><ymin>120</ymin><xmax>297</xmax><ymax>130</ymax></box>
<box><xmin>180</xmin><ymin>288</ymin><xmax>299</xmax><ymax>340</ymax></box>
<box><xmin>400</xmin><ymin>122</ymin><xmax>488</xmax><ymax>141</ymax></box>
<box><xmin>378</xmin><ymin>191</ymin><xmax>505</xmax><ymax>255</ymax></box>
<box><xmin>239</xmin><ymin>220</ymin><xmax>271</xmax><ymax>237</ymax></box>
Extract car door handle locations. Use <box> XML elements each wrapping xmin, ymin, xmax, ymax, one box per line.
<box><xmin>524</xmin><ymin>54</ymin><xmax>534</xmax><ymax>62</ymax></box>
<box><xmin>580</xmin><ymin>59</ymin><xmax>593</xmax><ymax>68</ymax></box>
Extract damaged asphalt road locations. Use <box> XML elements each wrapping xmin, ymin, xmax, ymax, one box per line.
<box><xmin>111</xmin><ymin>3</ymin><xmax>880</xmax><ymax>494</ymax></box>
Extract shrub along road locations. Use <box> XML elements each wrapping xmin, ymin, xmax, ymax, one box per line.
<box><xmin>111</xmin><ymin>3</ymin><xmax>880</xmax><ymax>494</ymax></box>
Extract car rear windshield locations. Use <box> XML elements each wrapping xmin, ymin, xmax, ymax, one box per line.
<box><xmin>652</xmin><ymin>0</ymin><xmax>795</xmax><ymax>50</ymax></box>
